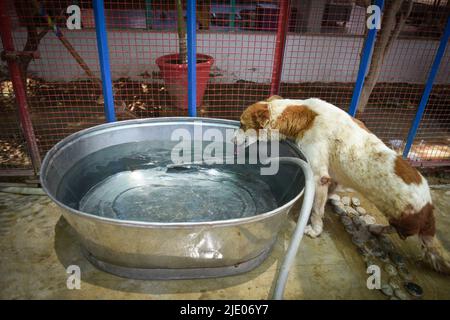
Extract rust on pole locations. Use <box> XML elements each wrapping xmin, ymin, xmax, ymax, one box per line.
<box><xmin>270</xmin><ymin>0</ymin><xmax>290</xmax><ymax>96</ymax></box>
<box><xmin>0</xmin><ymin>1</ymin><xmax>42</xmax><ymax>173</ymax></box>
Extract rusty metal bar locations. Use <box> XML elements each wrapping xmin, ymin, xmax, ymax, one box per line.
<box><xmin>270</xmin><ymin>0</ymin><xmax>289</xmax><ymax>96</ymax></box>
<box><xmin>0</xmin><ymin>169</ymin><xmax>36</xmax><ymax>177</ymax></box>
<box><xmin>0</xmin><ymin>1</ymin><xmax>41</xmax><ymax>174</ymax></box>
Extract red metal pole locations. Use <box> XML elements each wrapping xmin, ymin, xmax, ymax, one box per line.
<box><xmin>270</xmin><ymin>0</ymin><xmax>290</xmax><ymax>96</ymax></box>
<box><xmin>0</xmin><ymin>1</ymin><xmax>41</xmax><ymax>173</ymax></box>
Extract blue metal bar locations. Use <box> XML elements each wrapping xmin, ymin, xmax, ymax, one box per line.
<box><xmin>93</xmin><ymin>0</ymin><xmax>116</xmax><ymax>122</ymax></box>
<box><xmin>348</xmin><ymin>0</ymin><xmax>384</xmax><ymax>116</ymax></box>
<box><xmin>403</xmin><ymin>17</ymin><xmax>450</xmax><ymax>159</ymax></box>
<box><xmin>187</xmin><ymin>0</ymin><xmax>197</xmax><ymax>117</ymax></box>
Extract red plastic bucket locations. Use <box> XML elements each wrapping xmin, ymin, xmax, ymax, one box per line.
<box><xmin>156</xmin><ymin>53</ymin><xmax>214</xmax><ymax>110</ymax></box>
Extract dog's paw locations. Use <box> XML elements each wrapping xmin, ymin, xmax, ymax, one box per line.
<box><xmin>304</xmin><ymin>225</ymin><xmax>321</xmax><ymax>238</ymax></box>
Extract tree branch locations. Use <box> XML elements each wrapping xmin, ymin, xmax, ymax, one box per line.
<box><xmin>385</xmin><ymin>0</ymin><xmax>413</xmax><ymax>54</ymax></box>
<box><xmin>356</xmin><ymin>0</ymin><xmax>408</xmax><ymax>114</ymax></box>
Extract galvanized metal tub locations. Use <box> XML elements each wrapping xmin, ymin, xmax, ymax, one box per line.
<box><xmin>40</xmin><ymin>118</ymin><xmax>306</xmax><ymax>279</ymax></box>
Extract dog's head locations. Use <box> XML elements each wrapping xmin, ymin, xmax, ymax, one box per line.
<box><xmin>239</xmin><ymin>95</ymin><xmax>283</xmax><ymax>131</ymax></box>
<box><xmin>234</xmin><ymin>96</ymin><xmax>281</xmax><ymax>146</ymax></box>
<box><xmin>242</xmin><ymin>96</ymin><xmax>318</xmax><ymax>138</ymax></box>
<box><xmin>239</xmin><ymin>102</ymin><xmax>269</xmax><ymax>131</ymax></box>
<box><xmin>389</xmin><ymin>202</ymin><xmax>435</xmax><ymax>243</ymax></box>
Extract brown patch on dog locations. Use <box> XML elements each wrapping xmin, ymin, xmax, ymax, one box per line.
<box><xmin>320</xmin><ymin>176</ymin><xmax>331</xmax><ymax>185</ymax></box>
<box><xmin>394</xmin><ymin>155</ymin><xmax>422</xmax><ymax>185</ymax></box>
<box><xmin>389</xmin><ymin>202</ymin><xmax>435</xmax><ymax>239</ymax></box>
<box><xmin>351</xmin><ymin>117</ymin><xmax>370</xmax><ymax>133</ymax></box>
<box><xmin>240</xmin><ymin>102</ymin><xmax>270</xmax><ymax>131</ymax></box>
<box><xmin>273</xmin><ymin>105</ymin><xmax>317</xmax><ymax>138</ymax></box>
<box><xmin>265</xmin><ymin>95</ymin><xmax>283</xmax><ymax>102</ymax></box>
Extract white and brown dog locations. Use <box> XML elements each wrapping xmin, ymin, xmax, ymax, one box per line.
<box><xmin>238</xmin><ymin>95</ymin><xmax>450</xmax><ymax>274</ymax></box>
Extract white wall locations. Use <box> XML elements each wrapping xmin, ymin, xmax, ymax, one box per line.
<box><xmin>4</xmin><ymin>29</ymin><xmax>449</xmax><ymax>84</ymax></box>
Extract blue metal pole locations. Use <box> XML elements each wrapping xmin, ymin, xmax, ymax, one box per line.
<box><xmin>187</xmin><ymin>0</ymin><xmax>197</xmax><ymax>117</ymax></box>
<box><xmin>348</xmin><ymin>0</ymin><xmax>384</xmax><ymax>116</ymax></box>
<box><xmin>403</xmin><ymin>17</ymin><xmax>450</xmax><ymax>159</ymax></box>
<box><xmin>93</xmin><ymin>0</ymin><xmax>116</xmax><ymax>122</ymax></box>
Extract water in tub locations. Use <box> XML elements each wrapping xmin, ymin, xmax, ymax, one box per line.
<box><xmin>56</xmin><ymin>140</ymin><xmax>279</xmax><ymax>222</ymax></box>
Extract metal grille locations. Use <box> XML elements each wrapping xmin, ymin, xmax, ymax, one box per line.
<box><xmin>0</xmin><ymin>64</ymin><xmax>33</xmax><ymax>171</ymax></box>
<box><xmin>101</xmin><ymin>0</ymin><xmax>282</xmax><ymax>120</ymax></box>
<box><xmin>280</xmin><ymin>0</ymin><xmax>362</xmax><ymax>115</ymax></box>
<box><xmin>2</xmin><ymin>0</ymin><xmax>104</xmax><ymax>166</ymax></box>
<box><xmin>1</xmin><ymin>0</ymin><xmax>449</xmax><ymax>175</ymax></box>
<box><xmin>358</xmin><ymin>0</ymin><xmax>450</xmax><ymax>166</ymax></box>
<box><xmin>410</xmin><ymin>45</ymin><xmax>450</xmax><ymax>166</ymax></box>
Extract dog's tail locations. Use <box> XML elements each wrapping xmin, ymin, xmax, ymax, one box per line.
<box><xmin>420</xmin><ymin>235</ymin><xmax>450</xmax><ymax>275</ymax></box>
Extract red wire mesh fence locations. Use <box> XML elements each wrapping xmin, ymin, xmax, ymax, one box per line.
<box><xmin>410</xmin><ymin>45</ymin><xmax>450</xmax><ymax>166</ymax></box>
<box><xmin>358</xmin><ymin>0</ymin><xmax>450</xmax><ymax>166</ymax></box>
<box><xmin>0</xmin><ymin>0</ymin><xmax>449</xmax><ymax>175</ymax></box>
<box><xmin>0</xmin><ymin>68</ymin><xmax>33</xmax><ymax>172</ymax></box>
<box><xmin>1</xmin><ymin>0</ymin><xmax>105</xmax><ymax>175</ymax></box>
<box><xmin>280</xmin><ymin>0</ymin><xmax>364</xmax><ymax>118</ymax></box>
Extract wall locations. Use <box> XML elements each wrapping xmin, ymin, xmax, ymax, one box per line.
<box><xmin>3</xmin><ymin>29</ymin><xmax>449</xmax><ymax>84</ymax></box>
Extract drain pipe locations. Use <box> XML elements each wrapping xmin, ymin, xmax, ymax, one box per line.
<box><xmin>272</xmin><ymin>157</ymin><xmax>315</xmax><ymax>300</ymax></box>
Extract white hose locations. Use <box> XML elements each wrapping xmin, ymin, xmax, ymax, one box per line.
<box><xmin>272</xmin><ymin>157</ymin><xmax>315</xmax><ymax>300</ymax></box>
<box><xmin>169</xmin><ymin>155</ymin><xmax>315</xmax><ymax>300</ymax></box>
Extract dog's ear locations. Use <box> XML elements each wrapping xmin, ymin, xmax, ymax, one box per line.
<box><xmin>265</xmin><ymin>95</ymin><xmax>283</xmax><ymax>102</ymax></box>
<box><xmin>274</xmin><ymin>105</ymin><xmax>317</xmax><ymax>138</ymax></box>
<box><xmin>250</xmin><ymin>103</ymin><xmax>270</xmax><ymax>129</ymax></box>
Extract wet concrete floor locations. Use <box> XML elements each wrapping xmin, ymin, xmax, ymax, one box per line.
<box><xmin>0</xmin><ymin>187</ymin><xmax>449</xmax><ymax>299</ymax></box>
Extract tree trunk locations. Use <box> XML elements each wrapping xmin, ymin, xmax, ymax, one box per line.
<box><xmin>20</xmin><ymin>27</ymin><xmax>48</xmax><ymax>81</ymax></box>
<box><xmin>176</xmin><ymin>0</ymin><xmax>188</xmax><ymax>64</ymax></box>
<box><xmin>13</xmin><ymin>2</ymin><xmax>49</xmax><ymax>82</ymax></box>
<box><xmin>357</xmin><ymin>0</ymin><xmax>413</xmax><ymax>114</ymax></box>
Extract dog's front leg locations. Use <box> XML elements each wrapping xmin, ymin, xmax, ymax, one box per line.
<box><xmin>304</xmin><ymin>174</ymin><xmax>331</xmax><ymax>238</ymax></box>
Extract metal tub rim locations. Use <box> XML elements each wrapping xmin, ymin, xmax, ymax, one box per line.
<box><xmin>40</xmin><ymin>117</ymin><xmax>307</xmax><ymax>229</ymax></box>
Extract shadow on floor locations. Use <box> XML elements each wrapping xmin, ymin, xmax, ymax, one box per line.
<box><xmin>53</xmin><ymin>216</ymin><xmax>285</xmax><ymax>296</ymax></box>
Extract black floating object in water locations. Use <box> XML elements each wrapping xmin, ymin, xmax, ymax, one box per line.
<box><xmin>404</xmin><ymin>282</ymin><xmax>423</xmax><ymax>298</ymax></box>
<box><xmin>166</xmin><ymin>164</ymin><xmax>198</xmax><ymax>173</ymax></box>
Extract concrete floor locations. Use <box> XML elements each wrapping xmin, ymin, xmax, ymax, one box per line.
<box><xmin>0</xmin><ymin>187</ymin><xmax>449</xmax><ymax>300</ymax></box>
